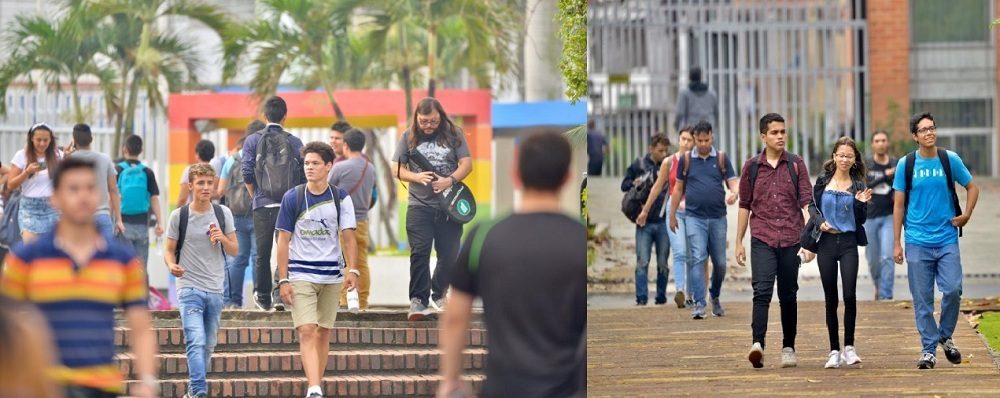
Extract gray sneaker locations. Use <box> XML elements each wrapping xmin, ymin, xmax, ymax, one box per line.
<box><xmin>692</xmin><ymin>303</ymin><xmax>706</xmax><ymax>319</ymax></box>
<box><xmin>432</xmin><ymin>297</ymin><xmax>447</xmax><ymax>312</ymax></box>
<box><xmin>781</xmin><ymin>347</ymin><xmax>797</xmax><ymax>368</ymax></box>
<box><xmin>711</xmin><ymin>297</ymin><xmax>725</xmax><ymax>316</ymax></box>
<box><xmin>408</xmin><ymin>298</ymin><xmax>429</xmax><ymax>321</ymax></box>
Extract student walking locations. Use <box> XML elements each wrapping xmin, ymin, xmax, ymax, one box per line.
<box><xmin>625</xmin><ymin>133</ymin><xmax>671</xmax><ymax>306</ymax></box>
<box><xmin>893</xmin><ymin>112</ymin><xmax>979</xmax><ymax>369</ymax></box>
<box><xmin>2</xmin><ymin>157</ymin><xmax>158</xmax><ymax>398</ymax></box>
<box><xmin>217</xmin><ymin>121</ymin><xmax>264</xmax><ymax>309</ymax></box>
<box><xmin>116</xmin><ymin>134</ymin><xmax>165</xmax><ymax>287</ymax></box>
<box><xmin>329</xmin><ymin>120</ymin><xmax>352</xmax><ymax>163</ymax></box>
<box><xmin>637</xmin><ymin>127</ymin><xmax>695</xmax><ymax>308</ymax></box>
<box><xmin>668</xmin><ymin>121</ymin><xmax>738</xmax><ymax>319</ymax></box>
<box><xmin>808</xmin><ymin>137</ymin><xmax>873</xmax><ymax>368</ymax></box>
<box><xmin>68</xmin><ymin>123</ymin><xmax>125</xmax><ymax>238</ymax></box>
<box><xmin>164</xmin><ymin>164</ymin><xmax>238</xmax><ymax>398</ymax></box>
<box><xmin>392</xmin><ymin>98</ymin><xmax>472</xmax><ymax>320</ymax></box>
<box><xmin>438</xmin><ymin>130</ymin><xmax>585</xmax><ymax>398</ymax></box>
<box><xmin>736</xmin><ymin>113</ymin><xmax>813</xmax><ymax>369</ymax></box>
<box><xmin>276</xmin><ymin>142</ymin><xmax>359</xmax><ymax>398</ymax></box>
<box><xmin>242</xmin><ymin>96</ymin><xmax>306</xmax><ymax>311</ymax></box>
<box><xmin>330</xmin><ymin>129</ymin><xmax>377</xmax><ymax>310</ymax></box>
<box><xmin>863</xmin><ymin>130</ymin><xmax>898</xmax><ymax>300</ymax></box>
<box><xmin>177</xmin><ymin>140</ymin><xmax>217</xmax><ymax>209</ymax></box>
<box><xmin>7</xmin><ymin>123</ymin><xmax>62</xmax><ymax>242</ymax></box>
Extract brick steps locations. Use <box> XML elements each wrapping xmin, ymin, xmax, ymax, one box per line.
<box><xmin>116</xmin><ymin>326</ymin><xmax>487</xmax><ymax>353</ymax></box>
<box><xmin>125</xmin><ymin>374</ymin><xmax>485</xmax><ymax>397</ymax></box>
<box><xmin>117</xmin><ymin>348</ymin><xmax>487</xmax><ymax>379</ymax></box>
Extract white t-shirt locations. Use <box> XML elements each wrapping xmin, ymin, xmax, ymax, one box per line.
<box><xmin>10</xmin><ymin>149</ymin><xmax>61</xmax><ymax>198</ymax></box>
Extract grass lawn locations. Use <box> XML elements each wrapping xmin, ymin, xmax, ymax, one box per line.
<box><xmin>980</xmin><ymin>312</ymin><xmax>1000</xmax><ymax>353</ymax></box>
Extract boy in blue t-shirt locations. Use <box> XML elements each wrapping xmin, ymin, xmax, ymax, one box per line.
<box><xmin>892</xmin><ymin>112</ymin><xmax>980</xmax><ymax>370</ymax></box>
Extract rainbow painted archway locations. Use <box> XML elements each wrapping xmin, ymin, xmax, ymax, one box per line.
<box><xmin>168</xmin><ymin>89</ymin><xmax>494</xmax><ymax>242</ymax></box>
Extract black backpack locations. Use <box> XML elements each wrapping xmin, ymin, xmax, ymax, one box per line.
<box><xmin>174</xmin><ymin>204</ymin><xmax>228</xmax><ymax>262</ymax></box>
<box><xmin>621</xmin><ymin>160</ymin><xmax>653</xmax><ymax>223</ymax></box>
<box><xmin>255</xmin><ymin>127</ymin><xmax>303</xmax><ymax>202</ymax></box>
<box><xmin>747</xmin><ymin>151</ymin><xmax>802</xmax><ymax>203</ymax></box>
<box><xmin>903</xmin><ymin>148</ymin><xmax>963</xmax><ymax>237</ymax></box>
<box><xmin>223</xmin><ymin>152</ymin><xmax>252</xmax><ymax>216</ymax></box>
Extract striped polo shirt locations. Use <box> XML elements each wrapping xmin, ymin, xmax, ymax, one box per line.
<box><xmin>1</xmin><ymin>232</ymin><xmax>146</xmax><ymax>394</ymax></box>
<box><xmin>275</xmin><ymin>185</ymin><xmax>357</xmax><ymax>284</ymax></box>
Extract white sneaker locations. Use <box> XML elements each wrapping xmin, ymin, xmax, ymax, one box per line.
<box><xmin>780</xmin><ymin>347</ymin><xmax>797</xmax><ymax>368</ymax></box>
<box><xmin>748</xmin><ymin>342</ymin><xmax>764</xmax><ymax>368</ymax></box>
<box><xmin>842</xmin><ymin>345</ymin><xmax>862</xmax><ymax>365</ymax></box>
<box><xmin>825</xmin><ymin>350</ymin><xmax>843</xmax><ymax>369</ymax></box>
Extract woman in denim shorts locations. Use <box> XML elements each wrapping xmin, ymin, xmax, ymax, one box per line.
<box><xmin>7</xmin><ymin>123</ymin><xmax>62</xmax><ymax>242</ymax></box>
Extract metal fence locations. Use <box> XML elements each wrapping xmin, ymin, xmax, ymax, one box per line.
<box><xmin>589</xmin><ymin>0</ymin><xmax>869</xmax><ymax>177</ymax></box>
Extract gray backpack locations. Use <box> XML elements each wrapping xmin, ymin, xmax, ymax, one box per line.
<box><xmin>254</xmin><ymin>127</ymin><xmax>303</xmax><ymax>202</ymax></box>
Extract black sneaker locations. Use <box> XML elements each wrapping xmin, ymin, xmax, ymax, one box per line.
<box><xmin>917</xmin><ymin>352</ymin><xmax>937</xmax><ymax>369</ymax></box>
<box><xmin>940</xmin><ymin>338</ymin><xmax>962</xmax><ymax>364</ymax></box>
<box><xmin>253</xmin><ymin>294</ymin><xmax>272</xmax><ymax>311</ymax></box>
<box><xmin>636</xmin><ymin>299</ymin><xmax>648</xmax><ymax>306</ymax></box>
<box><xmin>272</xmin><ymin>289</ymin><xmax>285</xmax><ymax>311</ymax></box>
<box><xmin>654</xmin><ymin>298</ymin><xmax>667</xmax><ymax>305</ymax></box>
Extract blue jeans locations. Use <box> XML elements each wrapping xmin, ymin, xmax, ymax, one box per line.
<box><xmin>686</xmin><ymin>216</ymin><xmax>727</xmax><ymax>308</ymax></box>
<box><xmin>667</xmin><ymin>209</ymin><xmax>688</xmax><ymax>293</ymax></box>
<box><xmin>94</xmin><ymin>213</ymin><xmax>115</xmax><ymax>240</ymax></box>
<box><xmin>906</xmin><ymin>244</ymin><xmax>962</xmax><ymax>354</ymax></box>
<box><xmin>864</xmin><ymin>215</ymin><xmax>895</xmax><ymax>299</ymax></box>
<box><xmin>223</xmin><ymin>214</ymin><xmax>256</xmax><ymax>307</ymax></box>
<box><xmin>178</xmin><ymin>288</ymin><xmax>224</xmax><ymax>395</ymax></box>
<box><xmin>635</xmin><ymin>221</ymin><xmax>669</xmax><ymax>303</ymax></box>
<box><xmin>122</xmin><ymin>221</ymin><xmax>150</xmax><ymax>287</ymax></box>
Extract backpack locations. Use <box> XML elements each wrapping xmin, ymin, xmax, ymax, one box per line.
<box><xmin>174</xmin><ymin>204</ymin><xmax>228</xmax><ymax>262</ymax></box>
<box><xmin>0</xmin><ymin>190</ymin><xmax>21</xmax><ymax>249</ymax></box>
<box><xmin>620</xmin><ymin>159</ymin><xmax>653</xmax><ymax>222</ymax></box>
<box><xmin>255</xmin><ymin>127</ymin><xmax>303</xmax><ymax>202</ymax></box>
<box><xmin>903</xmin><ymin>148</ymin><xmax>963</xmax><ymax>237</ymax></box>
<box><xmin>680</xmin><ymin>149</ymin><xmax>729</xmax><ymax>186</ymax></box>
<box><xmin>747</xmin><ymin>151</ymin><xmax>802</xmax><ymax>203</ymax></box>
<box><xmin>118</xmin><ymin>161</ymin><xmax>150</xmax><ymax>216</ymax></box>
<box><xmin>223</xmin><ymin>153</ymin><xmax>252</xmax><ymax>216</ymax></box>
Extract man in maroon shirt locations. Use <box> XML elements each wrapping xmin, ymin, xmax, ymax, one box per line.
<box><xmin>735</xmin><ymin>113</ymin><xmax>814</xmax><ymax>369</ymax></box>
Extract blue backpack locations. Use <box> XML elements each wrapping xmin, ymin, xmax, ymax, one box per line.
<box><xmin>118</xmin><ymin>161</ymin><xmax>150</xmax><ymax>215</ymax></box>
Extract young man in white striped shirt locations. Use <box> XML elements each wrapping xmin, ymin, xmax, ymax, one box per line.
<box><xmin>275</xmin><ymin>142</ymin><xmax>359</xmax><ymax>398</ymax></box>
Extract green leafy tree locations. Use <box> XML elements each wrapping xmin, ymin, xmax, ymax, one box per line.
<box><xmin>557</xmin><ymin>0</ymin><xmax>586</xmax><ymax>102</ymax></box>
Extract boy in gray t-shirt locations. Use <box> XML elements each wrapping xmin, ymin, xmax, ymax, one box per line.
<box><xmin>330</xmin><ymin>129</ymin><xmax>377</xmax><ymax>309</ymax></box>
<box><xmin>164</xmin><ymin>164</ymin><xmax>238</xmax><ymax>398</ymax></box>
<box><xmin>67</xmin><ymin>124</ymin><xmax>122</xmax><ymax>238</ymax></box>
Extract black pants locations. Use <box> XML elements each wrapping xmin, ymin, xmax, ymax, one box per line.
<box><xmin>750</xmin><ymin>238</ymin><xmax>800</xmax><ymax>349</ymax></box>
<box><xmin>817</xmin><ymin>231</ymin><xmax>859</xmax><ymax>351</ymax></box>
<box><xmin>587</xmin><ymin>160</ymin><xmax>603</xmax><ymax>176</ymax></box>
<box><xmin>64</xmin><ymin>385</ymin><xmax>117</xmax><ymax>398</ymax></box>
<box><xmin>406</xmin><ymin>206</ymin><xmax>463</xmax><ymax>305</ymax></box>
<box><xmin>252</xmin><ymin>206</ymin><xmax>281</xmax><ymax>304</ymax></box>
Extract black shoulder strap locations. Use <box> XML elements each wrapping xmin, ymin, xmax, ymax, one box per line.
<box><xmin>937</xmin><ymin>149</ymin><xmax>963</xmax><ymax>237</ymax></box>
<box><xmin>175</xmin><ymin>205</ymin><xmax>189</xmax><ymax>261</ymax></box>
<box><xmin>295</xmin><ymin>184</ymin><xmax>306</xmax><ymax>217</ymax></box>
<box><xmin>212</xmin><ymin>203</ymin><xmax>228</xmax><ymax>258</ymax></box>
<box><xmin>786</xmin><ymin>153</ymin><xmax>800</xmax><ymax>202</ymax></box>
<box><xmin>903</xmin><ymin>151</ymin><xmax>917</xmax><ymax>216</ymax></box>
<box><xmin>331</xmin><ymin>184</ymin><xmax>343</xmax><ymax>226</ymax></box>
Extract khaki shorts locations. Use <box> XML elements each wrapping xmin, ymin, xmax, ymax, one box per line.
<box><xmin>289</xmin><ymin>280</ymin><xmax>343</xmax><ymax>329</ymax></box>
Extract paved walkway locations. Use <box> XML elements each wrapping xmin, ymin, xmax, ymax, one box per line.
<box><xmin>588</xmin><ymin>301</ymin><xmax>1000</xmax><ymax>397</ymax></box>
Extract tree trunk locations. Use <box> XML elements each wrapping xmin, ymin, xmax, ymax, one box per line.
<box><xmin>123</xmin><ymin>70</ymin><xmax>141</xmax><ymax>137</ymax></box>
<box><xmin>363</xmin><ymin>129</ymin><xmax>399</xmax><ymax>250</ymax></box>
<box><xmin>112</xmin><ymin>63</ymin><xmax>129</xmax><ymax>158</ymax></box>
<box><xmin>402</xmin><ymin>65</ymin><xmax>413</xmax><ymax>120</ymax></box>
<box><xmin>70</xmin><ymin>80</ymin><xmax>83</xmax><ymax>124</ymax></box>
<box><xmin>427</xmin><ymin>24</ymin><xmax>437</xmax><ymax>98</ymax></box>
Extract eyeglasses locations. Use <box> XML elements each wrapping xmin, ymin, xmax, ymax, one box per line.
<box><xmin>834</xmin><ymin>154</ymin><xmax>855</xmax><ymax>161</ymax></box>
<box><xmin>417</xmin><ymin>118</ymin><xmax>440</xmax><ymax>127</ymax></box>
<box><xmin>916</xmin><ymin>126</ymin><xmax>937</xmax><ymax>134</ymax></box>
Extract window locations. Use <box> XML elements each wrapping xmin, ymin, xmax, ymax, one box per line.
<box><xmin>911</xmin><ymin>0</ymin><xmax>990</xmax><ymax>43</ymax></box>
<box><xmin>910</xmin><ymin>99</ymin><xmax>993</xmax><ymax>128</ymax></box>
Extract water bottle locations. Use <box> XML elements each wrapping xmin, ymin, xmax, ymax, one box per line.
<box><xmin>155</xmin><ymin>235</ymin><xmax>163</xmax><ymax>256</ymax></box>
<box><xmin>346</xmin><ymin>288</ymin><xmax>360</xmax><ymax>313</ymax></box>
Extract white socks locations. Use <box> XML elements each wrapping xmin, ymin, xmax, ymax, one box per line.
<box><xmin>307</xmin><ymin>385</ymin><xmax>323</xmax><ymax>397</ymax></box>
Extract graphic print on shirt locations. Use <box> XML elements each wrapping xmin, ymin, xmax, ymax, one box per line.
<box><xmin>415</xmin><ymin>141</ymin><xmax>454</xmax><ymax>176</ymax></box>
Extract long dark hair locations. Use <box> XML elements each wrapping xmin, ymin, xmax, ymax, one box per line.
<box><xmin>407</xmin><ymin>97</ymin><xmax>463</xmax><ymax>150</ymax></box>
<box><xmin>26</xmin><ymin>123</ymin><xmax>59</xmax><ymax>175</ymax></box>
<box><xmin>822</xmin><ymin>136</ymin><xmax>867</xmax><ymax>182</ymax></box>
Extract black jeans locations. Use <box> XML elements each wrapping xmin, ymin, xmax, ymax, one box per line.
<box><xmin>406</xmin><ymin>205</ymin><xmax>463</xmax><ymax>305</ymax></box>
<box><xmin>817</xmin><ymin>231</ymin><xmax>859</xmax><ymax>351</ymax></box>
<box><xmin>587</xmin><ymin>160</ymin><xmax>603</xmax><ymax>176</ymax></box>
<box><xmin>252</xmin><ymin>206</ymin><xmax>281</xmax><ymax>304</ymax></box>
<box><xmin>750</xmin><ymin>238</ymin><xmax>800</xmax><ymax>349</ymax></box>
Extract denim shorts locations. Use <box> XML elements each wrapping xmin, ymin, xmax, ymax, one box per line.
<box><xmin>18</xmin><ymin>196</ymin><xmax>59</xmax><ymax>234</ymax></box>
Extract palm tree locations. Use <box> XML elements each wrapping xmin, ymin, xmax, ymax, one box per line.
<box><xmin>0</xmin><ymin>6</ymin><xmax>112</xmax><ymax>124</ymax></box>
<box><xmin>83</xmin><ymin>0</ymin><xmax>229</xmax><ymax>155</ymax></box>
<box><xmin>223</xmin><ymin>0</ymin><xmax>352</xmax><ymax>120</ymax></box>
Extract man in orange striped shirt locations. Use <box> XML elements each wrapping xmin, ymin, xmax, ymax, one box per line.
<box><xmin>1</xmin><ymin>157</ymin><xmax>158</xmax><ymax>398</ymax></box>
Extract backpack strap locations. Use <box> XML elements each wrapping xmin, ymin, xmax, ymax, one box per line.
<box><xmin>937</xmin><ymin>149</ymin><xmax>963</xmax><ymax>237</ymax></box>
<box><xmin>296</xmin><ymin>183</ymin><xmax>344</xmax><ymax>227</ymax></box>
<box><xmin>212</xmin><ymin>203</ymin><xmax>228</xmax><ymax>259</ymax></box>
<box><xmin>468</xmin><ymin>216</ymin><xmax>506</xmax><ymax>274</ymax></box>
<box><xmin>717</xmin><ymin>150</ymin><xmax>727</xmax><ymax>181</ymax></box>
<box><xmin>903</xmin><ymin>151</ymin><xmax>917</xmax><ymax>225</ymax></box>
<box><xmin>786</xmin><ymin>153</ymin><xmax>801</xmax><ymax>202</ymax></box>
<box><xmin>175</xmin><ymin>205</ymin><xmax>189</xmax><ymax>262</ymax></box>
